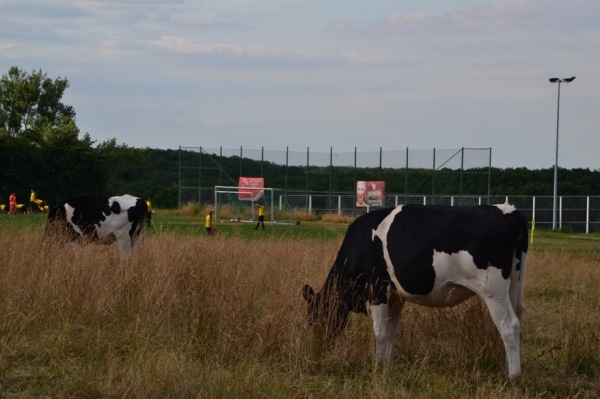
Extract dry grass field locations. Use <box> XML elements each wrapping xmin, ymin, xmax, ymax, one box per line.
<box><xmin>0</xmin><ymin>222</ymin><xmax>599</xmax><ymax>398</ymax></box>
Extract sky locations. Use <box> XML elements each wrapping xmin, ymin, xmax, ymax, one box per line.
<box><xmin>1</xmin><ymin>0</ymin><xmax>599</xmax><ymax>169</ymax></box>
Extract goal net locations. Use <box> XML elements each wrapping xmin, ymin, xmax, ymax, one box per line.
<box><xmin>213</xmin><ymin>186</ymin><xmax>298</xmax><ymax>226</ymax></box>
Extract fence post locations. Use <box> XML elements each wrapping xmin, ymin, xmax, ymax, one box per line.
<box><xmin>214</xmin><ymin>187</ymin><xmax>218</xmax><ymax>221</ymax></box>
<box><xmin>405</xmin><ymin>147</ymin><xmax>409</xmax><ymax>204</ymax></box>
<box><xmin>338</xmin><ymin>195</ymin><xmax>342</xmax><ymax>215</ymax></box>
<box><xmin>432</xmin><ymin>147</ymin><xmax>436</xmax><ymax>204</ymax></box>
<box><xmin>329</xmin><ymin>147</ymin><xmax>333</xmax><ymax>213</ymax></box>
<box><xmin>178</xmin><ymin>146</ymin><xmax>182</xmax><ymax>208</ymax></box>
<box><xmin>379</xmin><ymin>147</ymin><xmax>382</xmax><ymax>180</ymax></box>
<box><xmin>353</xmin><ymin>147</ymin><xmax>357</xmax><ymax>217</ymax></box>
<box><xmin>586</xmin><ymin>196</ymin><xmax>590</xmax><ymax>234</ymax></box>
<box><xmin>488</xmin><ymin>148</ymin><xmax>492</xmax><ymax>203</ymax></box>
<box><xmin>219</xmin><ymin>147</ymin><xmax>223</xmax><ymax>186</ymax></box>
<box><xmin>460</xmin><ymin>147</ymin><xmax>464</xmax><ymax>206</ymax></box>
<box><xmin>559</xmin><ymin>196</ymin><xmax>563</xmax><ymax>229</ymax></box>
<box><xmin>285</xmin><ymin>147</ymin><xmax>289</xmax><ymax>198</ymax></box>
<box><xmin>306</xmin><ymin>147</ymin><xmax>309</xmax><ymax>213</ymax></box>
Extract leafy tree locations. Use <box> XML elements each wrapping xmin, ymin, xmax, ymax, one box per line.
<box><xmin>0</xmin><ymin>66</ymin><xmax>110</xmax><ymax>203</ymax></box>
<box><xmin>0</xmin><ymin>66</ymin><xmax>75</xmax><ymax>142</ymax></box>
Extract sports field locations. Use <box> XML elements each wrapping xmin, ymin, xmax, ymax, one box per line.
<box><xmin>0</xmin><ymin>210</ymin><xmax>598</xmax><ymax>398</ymax></box>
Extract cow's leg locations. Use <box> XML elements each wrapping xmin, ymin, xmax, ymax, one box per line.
<box><xmin>369</xmin><ymin>293</ymin><xmax>403</xmax><ymax>364</ymax></box>
<box><xmin>116</xmin><ymin>235</ymin><xmax>132</xmax><ymax>258</ymax></box>
<box><xmin>482</xmin><ymin>295</ymin><xmax>522</xmax><ymax>378</ymax></box>
<box><xmin>510</xmin><ymin>252</ymin><xmax>527</xmax><ymax>331</ymax></box>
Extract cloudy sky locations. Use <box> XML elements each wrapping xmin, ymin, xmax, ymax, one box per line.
<box><xmin>1</xmin><ymin>0</ymin><xmax>599</xmax><ymax>169</ymax></box>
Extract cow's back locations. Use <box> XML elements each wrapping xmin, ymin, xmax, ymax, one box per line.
<box><xmin>374</xmin><ymin>204</ymin><xmax>527</xmax><ymax>301</ymax></box>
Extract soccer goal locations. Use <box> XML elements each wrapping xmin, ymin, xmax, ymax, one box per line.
<box><xmin>213</xmin><ymin>186</ymin><xmax>298</xmax><ymax>226</ymax></box>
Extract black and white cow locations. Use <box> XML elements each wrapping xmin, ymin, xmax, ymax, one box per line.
<box><xmin>302</xmin><ymin>203</ymin><xmax>528</xmax><ymax>378</ymax></box>
<box><xmin>46</xmin><ymin>194</ymin><xmax>147</xmax><ymax>257</ymax></box>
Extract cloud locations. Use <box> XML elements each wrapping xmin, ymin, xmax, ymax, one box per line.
<box><xmin>330</xmin><ymin>0</ymin><xmax>600</xmax><ymax>37</ymax></box>
<box><xmin>148</xmin><ymin>35</ymin><xmax>269</xmax><ymax>57</ymax></box>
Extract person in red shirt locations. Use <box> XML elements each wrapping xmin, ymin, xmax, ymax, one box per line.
<box><xmin>9</xmin><ymin>193</ymin><xmax>17</xmax><ymax>215</ymax></box>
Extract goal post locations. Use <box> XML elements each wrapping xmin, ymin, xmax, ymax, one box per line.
<box><xmin>213</xmin><ymin>186</ymin><xmax>276</xmax><ymax>225</ymax></box>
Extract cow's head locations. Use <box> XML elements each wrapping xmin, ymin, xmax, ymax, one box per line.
<box><xmin>302</xmin><ymin>283</ymin><xmax>350</xmax><ymax>339</ymax></box>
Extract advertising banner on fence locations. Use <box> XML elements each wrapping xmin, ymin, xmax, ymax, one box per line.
<box><xmin>356</xmin><ymin>181</ymin><xmax>385</xmax><ymax>207</ymax></box>
<box><xmin>238</xmin><ymin>177</ymin><xmax>265</xmax><ymax>201</ymax></box>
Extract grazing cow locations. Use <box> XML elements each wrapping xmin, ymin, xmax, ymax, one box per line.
<box><xmin>46</xmin><ymin>194</ymin><xmax>147</xmax><ymax>257</ymax></box>
<box><xmin>302</xmin><ymin>204</ymin><xmax>528</xmax><ymax>378</ymax></box>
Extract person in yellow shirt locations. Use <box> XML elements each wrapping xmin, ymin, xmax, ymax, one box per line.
<box><xmin>205</xmin><ymin>210</ymin><xmax>214</xmax><ymax>235</ymax></box>
<box><xmin>255</xmin><ymin>201</ymin><xmax>265</xmax><ymax>230</ymax></box>
<box><xmin>145</xmin><ymin>198</ymin><xmax>153</xmax><ymax>227</ymax></box>
<box><xmin>29</xmin><ymin>189</ymin><xmax>37</xmax><ymax>213</ymax></box>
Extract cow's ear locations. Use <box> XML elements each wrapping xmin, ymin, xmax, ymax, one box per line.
<box><xmin>302</xmin><ymin>284</ymin><xmax>315</xmax><ymax>303</ymax></box>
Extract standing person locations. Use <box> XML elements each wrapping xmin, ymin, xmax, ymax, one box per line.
<box><xmin>145</xmin><ymin>198</ymin><xmax>153</xmax><ymax>227</ymax></box>
<box><xmin>9</xmin><ymin>192</ymin><xmax>17</xmax><ymax>215</ymax></box>
<box><xmin>205</xmin><ymin>210</ymin><xmax>214</xmax><ymax>235</ymax></box>
<box><xmin>255</xmin><ymin>201</ymin><xmax>265</xmax><ymax>230</ymax></box>
<box><xmin>29</xmin><ymin>189</ymin><xmax>37</xmax><ymax>212</ymax></box>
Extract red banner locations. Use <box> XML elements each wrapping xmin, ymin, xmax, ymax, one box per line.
<box><xmin>356</xmin><ymin>181</ymin><xmax>385</xmax><ymax>207</ymax></box>
<box><xmin>238</xmin><ymin>177</ymin><xmax>265</xmax><ymax>201</ymax></box>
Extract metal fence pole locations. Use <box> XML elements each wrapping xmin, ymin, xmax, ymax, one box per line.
<box><xmin>353</xmin><ymin>147</ymin><xmax>357</xmax><ymax>216</ymax></box>
<box><xmin>306</xmin><ymin>147</ymin><xmax>309</xmax><ymax>212</ymax></box>
<box><xmin>178</xmin><ymin>146</ymin><xmax>182</xmax><ymax>208</ymax></box>
<box><xmin>379</xmin><ymin>147</ymin><xmax>382</xmax><ymax>180</ymax></box>
<box><xmin>219</xmin><ymin>147</ymin><xmax>223</xmax><ymax>186</ymax></box>
<box><xmin>586</xmin><ymin>196</ymin><xmax>590</xmax><ymax>234</ymax></box>
<box><xmin>488</xmin><ymin>148</ymin><xmax>492</xmax><ymax>203</ymax></box>
<box><xmin>404</xmin><ymin>147</ymin><xmax>409</xmax><ymax>204</ymax></box>
<box><xmin>460</xmin><ymin>147</ymin><xmax>464</xmax><ymax>206</ymax></box>
<box><xmin>285</xmin><ymin>146</ymin><xmax>289</xmax><ymax>199</ymax></box>
<box><xmin>432</xmin><ymin>148</ymin><xmax>436</xmax><ymax>204</ymax></box>
<box><xmin>239</xmin><ymin>146</ymin><xmax>243</xmax><ymax>180</ymax></box>
<box><xmin>329</xmin><ymin>147</ymin><xmax>333</xmax><ymax>213</ymax></box>
<box><xmin>559</xmin><ymin>196</ymin><xmax>563</xmax><ymax>229</ymax></box>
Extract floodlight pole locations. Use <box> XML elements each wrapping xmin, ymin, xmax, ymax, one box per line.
<box><xmin>549</xmin><ymin>76</ymin><xmax>575</xmax><ymax>230</ymax></box>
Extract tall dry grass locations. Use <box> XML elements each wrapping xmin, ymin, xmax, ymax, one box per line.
<box><xmin>0</xmin><ymin>229</ymin><xmax>598</xmax><ymax>398</ymax></box>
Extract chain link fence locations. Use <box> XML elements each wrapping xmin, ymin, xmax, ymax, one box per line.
<box><xmin>178</xmin><ymin>146</ymin><xmax>600</xmax><ymax>233</ymax></box>
<box><xmin>179</xmin><ymin>146</ymin><xmax>492</xmax><ymax>204</ymax></box>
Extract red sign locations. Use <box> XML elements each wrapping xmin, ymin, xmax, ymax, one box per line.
<box><xmin>356</xmin><ymin>181</ymin><xmax>385</xmax><ymax>207</ymax></box>
<box><xmin>238</xmin><ymin>177</ymin><xmax>265</xmax><ymax>201</ymax></box>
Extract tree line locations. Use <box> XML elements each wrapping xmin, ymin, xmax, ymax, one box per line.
<box><xmin>2</xmin><ymin>66</ymin><xmax>600</xmax><ymax>210</ymax></box>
